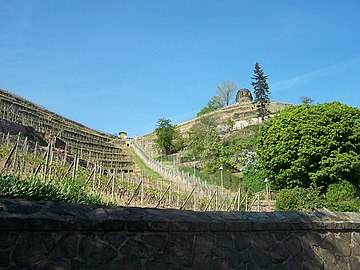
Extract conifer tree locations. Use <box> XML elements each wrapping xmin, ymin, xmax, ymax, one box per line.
<box><xmin>251</xmin><ymin>62</ymin><xmax>271</xmax><ymax>121</ymax></box>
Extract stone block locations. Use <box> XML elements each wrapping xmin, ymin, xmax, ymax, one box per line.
<box><xmin>104</xmin><ymin>232</ymin><xmax>128</xmax><ymax>249</ymax></box>
<box><xmin>49</xmin><ymin>233</ymin><xmax>78</xmax><ymax>260</ymax></box>
<box><xmin>0</xmin><ymin>232</ymin><xmax>18</xmax><ymax>250</ymax></box>
<box><xmin>351</xmin><ymin>232</ymin><xmax>360</xmax><ymax>256</ymax></box>
<box><xmin>95</xmin><ymin>219</ymin><xmax>125</xmax><ymax>231</ymax></box>
<box><xmin>281</xmin><ymin>256</ymin><xmax>303</xmax><ymax>269</ymax></box>
<box><xmin>227</xmin><ymin>221</ymin><xmax>250</xmax><ymax>232</ymax></box>
<box><xmin>119</xmin><ymin>237</ymin><xmax>156</xmax><ymax>260</ymax></box>
<box><xmin>144</xmin><ymin>259</ymin><xmax>168</xmax><ymax>270</ymax></box>
<box><xmin>233</xmin><ymin>233</ymin><xmax>252</xmax><ymax>251</ymax></box>
<box><xmin>216</xmin><ymin>233</ymin><xmax>234</xmax><ymax>249</ymax></box>
<box><xmin>192</xmin><ymin>234</ymin><xmax>215</xmax><ymax>269</ymax></box>
<box><xmin>272</xmin><ymin>231</ymin><xmax>289</xmax><ymax>242</ymax></box>
<box><xmin>78</xmin><ymin>235</ymin><xmax>117</xmax><ymax>268</ymax></box>
<box><xmin>12</xmin><ymin>234</ymin><xmax>47</xmax><ymax>268</ymax></box>
<box><xmin>249</xmin><ymin>247</ymin><xmax>271</xmax><ymax>268</ymax></box>
<box><xmin>348</xmin><ymin>257</ymin><xmax>360</xmax><ymax>269</ymax></box>
<box><xmin>268</xmin><ymin>242</ymin><xmax>291</xmax><ymax>264</ymax></box>
<box><xmin>164</xmin><ymin>234</ymin><xmax>192</xmax><ymax>267</ymax></box>
<box><xmin>212</xmin><ymin>246</ymin><xmax>241</xmax><ymax>269</ymax></box>
<box><xmin>170</xmin><ymin>220</ymin><xmax>207</xmax><ymax>232</ymax></box>
<box><xmin>0</xmin><ymin>250</ymin><xmax>10</xmax><ymax>268</ymax></box>
<box><xmin>0</xmin><ymin>217</ymin><xmax>25</xmax><ymax>231</ymax></box>
<box><xmin>24</xmin><ymin>218</ymin><xmax>61</xmax><ymax>231</ymax></box>
<box><xmin>282</xmin><ymin>235</ymin><xmax>303</xmax><ymax>257</ymax></box>
<box><xmin>126</xmin><ymin>220</ymin><xmax>151</xmax><ymax>231</ymax></box>
<box><xmin>305</xmin><ymin>232</ymin><xmax>322</xmax><ymax>247</ymax></box>
<box><xmin>251</xmin><ymin>232</ymin><xmax>276</xmax><ymax>251</ymax></box>
<box><xmin>141</xmin><ymin>233</ymin><xmax>168</xmax><ymax>252</ymax></box>
<box><xmin>333</xmin><ymin>232</ymin><xmax>351</xmax><ymax>256</ymax></box>
<box><xmin>34</xmin><ymin>259</ymin><xmax>68</xmax><ymax>270</ymax></box>
<box><xmin>209</xmin><ymin>221</ymin><xmax>226</xmax><ymax>232</ymax></box>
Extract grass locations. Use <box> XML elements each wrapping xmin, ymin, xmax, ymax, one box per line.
<box><xmin>126</xmin><ymin>146</ymin><xmax>166</xmax><ymax>183</ymax></box>
<box><xmin>0</xmin><ymin>173</ymin><xmax>111</xmax><ymax>205</ymax></box>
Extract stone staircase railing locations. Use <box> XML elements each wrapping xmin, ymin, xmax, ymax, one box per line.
<box><xmin>130</xmin><ymin>139</ymin><xmax>231</xmax><ymax>199</ymax></box>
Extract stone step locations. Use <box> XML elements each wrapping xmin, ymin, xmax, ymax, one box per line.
<box><xmin>250</xmin><ymin>200</ymin><xmax>276</xmax><ymax>212</ymax></box>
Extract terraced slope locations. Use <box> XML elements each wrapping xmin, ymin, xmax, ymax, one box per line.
<box><xmin>0</xmin><ymin>89</ymin><xmax>134</xmax><ymax>172</ymax></box>
<box><xmin>137</xmin><ymin>100</ymin><xmax>289</xmax><ymax>149</ymax></box>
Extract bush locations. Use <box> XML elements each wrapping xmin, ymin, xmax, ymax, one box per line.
<box><xmin>325</xmin><ymin>180</ymin><xmax>360</xmax><ymax>212</ymax></box>
<box><xmin>275</xmin><ymin>186</ymin><xmax>323</xmax><ymax>211</ymax></box>
<box><xmin>243</xmin><ymin>164</ymin><xmax>267</xmax><ymax>193</ymax></box>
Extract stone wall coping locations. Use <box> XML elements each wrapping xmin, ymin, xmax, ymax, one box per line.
<box><xmin>1</xmin><ymin>198</ymin><xmax>360</xmax><ymax>233</ymax></box>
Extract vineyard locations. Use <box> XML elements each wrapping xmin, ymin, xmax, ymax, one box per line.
<box><xmin>0</xmin><ymin>88</ymin><xmax>264</xmax><ymax>211</ymax></box>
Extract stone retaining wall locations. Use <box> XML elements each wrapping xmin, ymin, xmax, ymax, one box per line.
<box><xmin>1</xmin><ymin>198</ymin><xmax>360</xmax><ymax>269</ymax></box>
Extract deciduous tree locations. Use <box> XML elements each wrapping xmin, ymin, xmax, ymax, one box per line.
<box><xmin>216</xmin><ymin>81</ymin><xmax>237</xmax><ymax>106</ymax></box>
<box><xmin>257</xmin><ymin>102</ymin><xmax>360</xmax><ymax>190</ymax></box>
<box><xmin>299</xmin><ymin>96</ymin><xmax>314</xmax><ymax>105</ymax></box>
<box><xmin>197</xmin><ymin>96</ymin><xmax>223</xmax><ymax>116</ymax></box>
<box><xmin>155</xmin><ymin>118</ymin><xmax>182</xmax><ymax>155</ymax></box>
<box><xmin>187</xmin><ymin>117</ymin><xmax>233</xmax><ymax>173</ymax></box>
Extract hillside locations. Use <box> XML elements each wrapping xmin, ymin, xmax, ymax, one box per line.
<box><xmin>0</xmin><ymin>89</ymin><xmax>244</xmax><ymax>211</ymax></box>
<box><xmin>0</xmin><ymin>89</ymin><xmax>133</xmax><ymax>172</ymax></box>
<box><xmin>137</xmin><ymin>100</ymin><xmax>289</xmax><ymax>155</ymax></box>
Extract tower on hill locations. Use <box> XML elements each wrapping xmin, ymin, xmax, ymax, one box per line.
<box><xmin>236</xmin><ymin>88</ymin><xmax>253</xmax><ymax>103</ymax></box>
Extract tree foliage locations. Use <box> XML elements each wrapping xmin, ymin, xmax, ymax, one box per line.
<box><xmin>251</xmin><ymin>62</ymin><xmax>271</xmax><ymax>120</ymax></box>
<box><xmin>197</xmin><ymin>96</ymin><xmax>223</xmax><ymax>117</ymax></box>
<box><xmin>243</xmin><ymin>163</ymin><xmax>267</xmax><ymax>193</ymax></box>
<box><xmin>155</xmin><ymin>118</ymin><xmax>183</xmax><ymax>155</ymax></box>
<box><xmin>216</xmin><ymin>81</ymin><xmax>237</xmax><ymax>106</ymax></box>
<box><xmin>197</xmin><ymin>81</ymin><xmax>237</xmax><ymax>117</ymax></box>
<box><xmin>299</xmin><ymin>96</ymin><xmax>314</xmax><ymax>105</ymax></box>
<box><xmin>257</xmin><ymin>102</ymin><xmax>360</xmax><ymax>190</ymax></box>
<box><xmin>187</xmin><ymin>116</ymin><xmax>233</xmax><ymax>173</ymax></box>
<box><xmin>227</xmin><ymin>124</ymin><xmax>260</xmax><ymax>153</ymax></box>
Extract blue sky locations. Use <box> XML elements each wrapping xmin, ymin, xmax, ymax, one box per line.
<box><xmin>1</xmin><ymin>1</ymin><xmax>359</xmax><ymax>137</ymax></box>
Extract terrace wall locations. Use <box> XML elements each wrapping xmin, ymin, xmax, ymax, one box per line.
<box><xmin>1</xmin><ymin>198</ymin><xmax>360</xmax><ymax>269</ymax></box>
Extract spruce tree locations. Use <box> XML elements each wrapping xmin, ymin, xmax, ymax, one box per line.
<box><xmin>251</xmin><ymin>62</ymin><xmax>271</xmax><ymax>121</ymax></box>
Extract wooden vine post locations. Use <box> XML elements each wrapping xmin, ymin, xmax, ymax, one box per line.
<box><xmin>180</xmin><ymin>186</ymin><xmax>196</xmax><ymax>210</ymax></box>
<box><xmin>72</xmin><ymin>154</ymin><xmax>78</xmax><ymax>181</ymax></box>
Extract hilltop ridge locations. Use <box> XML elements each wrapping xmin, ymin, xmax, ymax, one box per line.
<box><xmin>137</xmin><ymin>100</ymin><xmax>289</xmax><ymax>147</ymax></box>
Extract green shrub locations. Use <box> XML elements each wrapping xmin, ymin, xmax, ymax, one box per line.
<box><xmin>243</xmin><ymin>164</ymin><xmax>267</xmax><ymax>193</ymax></box>
<box><xmin>325</xmin><ymin>180</ymin><xmax>360</xmax><ymax>212</ymax></box>
<box><xmin>275</xmin><ymin>186</ymin><xmax>323</xmax><ymax>211</ymax></box>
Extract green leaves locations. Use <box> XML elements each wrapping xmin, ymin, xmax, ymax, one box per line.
<box><xmin>275</xmin><ymin>186</ymin><xmax>323</xmax><ymax>211</ymax></box>
<box><xmin>275</xmin><ymin>181</ymin><xmax>360</xmax><ymax>212</ymax></box>
<box><xmin>325</xmin><ymin>180</ymin><xmax>360</xmax><ymax>212</ymax></box>
<box><xmin>155</xmin><ymin>118</ymin><xmax>183</xmax><ymax>155</ymax></box>
<box><xmin>0</xmin><ymin>174</ymin><xmax>107</xmax><ymax>205</ymax></box>
<box><xmin>251</xmin><ymin>62</ymin><xmax>271</xmax><ymax>120</ymax></box>
<box><xmin>197</xmin><ymin>96</ymin><xmax>223</xmax><ymax>116</ymax></box>
<box><xmin>257</xmin><ymin>102</ymin><xmax>360</xmax><ymax>190</ymax></box>
<box><xmin>243</xmin><ymin>164</ymin><xmax>267</xmax><ymax>193</ymax></box>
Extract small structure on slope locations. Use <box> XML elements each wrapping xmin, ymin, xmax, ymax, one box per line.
<box><xmin>236</xmin><ymin>88</ymin><xmax>253</xmax><ymax>103</ymax></box>
<box><xmin>118</xmin><ymin>131</ymin><xmax>128</xmax><ymax>139</ymax></box>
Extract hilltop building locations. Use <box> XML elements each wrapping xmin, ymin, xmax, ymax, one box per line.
<box><xmin>236</xmin><ymin>88</ymin><xmax>253</xmax><ymax>103</ymax></box>
<box><xmin>118</xmin><ymin>131</ymin><xmax>128</xmax><ymax>139</ymax></box>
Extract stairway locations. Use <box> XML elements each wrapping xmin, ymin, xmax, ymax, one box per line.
<box><xmin>249</xmin><ymin>199</ymin><xmax>276</xmax><ymax>212</ymax></box>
